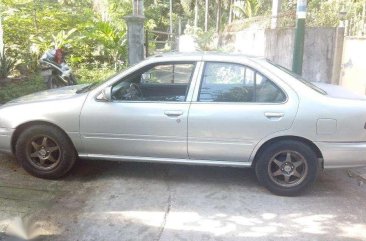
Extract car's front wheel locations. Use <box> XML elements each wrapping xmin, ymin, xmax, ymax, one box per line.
<box><xmin>15</xmin><ymin>125</ymin><xmax>77</xmax><ymax>179</ymax></box>
<box><xmin>255</xmin><ymin>140</ymin><xmax>320</xmax><ymax>196</ymax></box>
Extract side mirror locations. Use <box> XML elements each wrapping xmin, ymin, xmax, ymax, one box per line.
<box><xmin>97</xmin><ymin>86</ymin><xmax>113</xmax><ymax>101</ymax></box>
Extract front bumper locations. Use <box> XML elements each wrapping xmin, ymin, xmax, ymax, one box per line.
<box><xmin>0</xmin><ymin>128</ymin><xmax>14</xmax><ymax>154</ymax></box>
<box><xmin>315</xmin><ymin>141</ymin><xmax>366</xmax><ymax>168</ymax></box>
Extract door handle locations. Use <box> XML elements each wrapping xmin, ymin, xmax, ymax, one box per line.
<box><xmin>264</xmin><ymin>112</ymin><xmax>284</xmax><ymax>119</ymax></box>
<box><xmin>164</xmin><ymin>110</ymin><xmax>183</xmax><ymax>117</ymax></box>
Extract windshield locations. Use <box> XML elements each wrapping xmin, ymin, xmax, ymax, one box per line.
<box><xmin>76</xmin><ymin>72</ymin><xmax>119</xmax><ymax>94</ymax></box>
<box><xmin>266</xmin><ymin>60</ymin><xmax>327</xmax><ymax>95</ymax></box>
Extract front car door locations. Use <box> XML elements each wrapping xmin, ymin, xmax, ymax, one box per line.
<box><xmin>80</xmin><ymin>60</ymin><xmax>200</xmax><ymax>159</ymax></box>
<box><xmin>188</xmin><ymin>59</ymin><xmax>299</xmax><ymax>162</ymax></box>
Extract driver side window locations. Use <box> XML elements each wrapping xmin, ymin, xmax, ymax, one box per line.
<box><xmin>111</xmin><ymin>62</ymin><xmax>195</xmax><ymax>102</ymax></box>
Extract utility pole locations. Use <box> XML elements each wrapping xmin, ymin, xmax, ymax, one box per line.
<box><xmin>292</xmin><ymin>0</ymin><xmax>307</xmax><ymax>75</ymax></box>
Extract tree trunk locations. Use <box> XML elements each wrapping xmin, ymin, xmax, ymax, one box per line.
<box><xmin>216</xmin><ymin>0</ymin><xmax>221</xmax><ymax>33</ymax></box>
<box><xmin>228</xmin><ymin>0</ymin><xmax>233</xmax><ymax>24</ymax></box>
<box><xmin>205</xmin><ymin>0</ymin><xmax>209</xmax><ymax>31</ymax></box>
<box><xmin>0</xmin><ymin>11</ymin><xmax>3</xmax><ymax>56</ymax></box>
<box><xmin>271</xmin><ymin>0</ymin><xmax>281</xmax><ymax>29</ymax></box>
<box><xmin>194</xmin><ymin>0</ymin><xmax>198</xmax><ymax>27</ymax></box>
<box><xmin>363</xmin><ymin>0</ymin><xmax>366</xmax><ymax>34</ymax></box>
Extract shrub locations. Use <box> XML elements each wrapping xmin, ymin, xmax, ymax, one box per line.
<box><xmin>0</xmin><ymin>74</ymin><xmax>47</xmax><ymax>104</ymax></box>
<box><xmin>0</xmin><ymin>49</ymin><xmax>16</xmax><ymax>81</ymax></box>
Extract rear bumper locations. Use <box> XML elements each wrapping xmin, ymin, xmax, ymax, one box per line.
<box><xmin>0</xmin><ymin>128</ymin><xmax>14</xmax><ymax>154</ymax></box>
<box><xmin>315</xmin><ymin>141</ymin><xmax>366</xmax><ymax>168</ymax></box>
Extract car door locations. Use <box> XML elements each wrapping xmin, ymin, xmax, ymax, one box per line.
<box><xmin>80</xmin><ymin>61</ymin><xmax>199</xmax><ymax>159</ymax></box>
<box><xmin>188</xmin><ymin>61</ymin><xmax>299</xmax><ymax>162</ymax></box>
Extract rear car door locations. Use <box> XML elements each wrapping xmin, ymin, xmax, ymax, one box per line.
<box><xmin>188</xmin><ymin>61</ymin><xmax>299</xmax><ymax>162</ymax></box>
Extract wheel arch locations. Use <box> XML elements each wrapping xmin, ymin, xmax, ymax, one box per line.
<box><xmin>251</xmin><ymin>135</ymin><xmax>324</xmax><ymax>168</ymax></box>
<box><xmin>11</xmin><ymin>121</ymin><xmax>77</xmax><ymax>155</ymax></box>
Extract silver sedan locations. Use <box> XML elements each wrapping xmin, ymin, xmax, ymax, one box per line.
<box><xmin>1</xmin><ymin>53</ymin><xmax>366</xmax><ymax>196</ymax></box>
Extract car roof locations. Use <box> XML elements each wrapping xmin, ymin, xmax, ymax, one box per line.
<box><xmin>148</xmin><ymin>51</ymin><xmax>266</xmax><ymax>62</ymax></box>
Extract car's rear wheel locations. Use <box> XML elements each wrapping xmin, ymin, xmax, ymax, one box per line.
<box><xmin>15</xmin><ymin>125</ymin><xmax>77</xmax><ymax>179</ymax></box>
<box><xmin>255</xmin><ymin>140</ymin><xmax>319</xmax><ymax>196</ymax></box>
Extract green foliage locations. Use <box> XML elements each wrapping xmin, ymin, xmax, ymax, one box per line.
<box><xmin>307</xmin><ymin>0</ymin><xmax>343</xmax><ymax>27</ymax></box>
<box><xmin>233</xmin><ymin>0</ymin><xmax>260</xmax><ymax>18</ymax></box>
<box><xmin>0</xmin><ymin>74</ymin><xmax>47</xmax><ymax>104</ymax></box>
<box><xmin>2</xmin><ymin>0</ymin><xmax>128</xmax><ymax>74</ymax></box>
<box><xmin>279</xmin><ymin>0</ymin><xmax>365</xmax><ymax>28</ymax></box>
<box><xmin>184</xmin><ymin>25</ymin><xmax>216</xmax><ymax>50</ymax></box>
<box><xmin>74</xmin><ymin>66</ymin><xmax>116</xmax><ymax>84</ymax></box>
<box><xmin>87</xmin><ymin>21</ymin><xmax>127</xmax><ymax>70</ymax></box>
<box><xmin>0</xmin><ymin>67</ymin><xmax>116</xmax><ymax>104</ymax></box>
<box><xmin>0</xmin><ymin>48</ymin><xmax>16</xmax><ymax>80</ymax></box>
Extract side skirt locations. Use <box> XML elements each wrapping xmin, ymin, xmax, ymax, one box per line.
<box><xmin>79</xmin><ymin>154</ymin><xmax>252</xmax><ymax>168</ymax></box>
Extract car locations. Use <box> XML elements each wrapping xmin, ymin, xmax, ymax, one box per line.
<box><xmin>1</xmin><ymin>52</ymin><xmax>366</xmax><ymax>196</ymax></box>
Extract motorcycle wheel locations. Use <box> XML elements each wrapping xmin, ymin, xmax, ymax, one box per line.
<box><xmin>68</xmin><ymin>74</ymin><xmax>77</xmax><ymax>85</ymax></box>
<box><xmin>47</xmin><ymin>75</ymin><xmax>67</xmax><ymax>89</ymax></box>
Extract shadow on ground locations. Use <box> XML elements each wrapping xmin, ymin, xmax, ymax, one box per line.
<box><xmin>1</xmin><ymin>155</ymin><xmax>366</xmax><ymax>241</ymax></box>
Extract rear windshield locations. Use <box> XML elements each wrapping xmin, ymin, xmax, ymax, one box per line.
<box><xmin>266</xmin><ymin>60</ymin><xmax>327</xmax><ymax>95</ymax></box>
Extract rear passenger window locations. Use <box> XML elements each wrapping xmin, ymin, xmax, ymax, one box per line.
<box><xmin>255</xmin><ymin>73</ymin><xmax>286</xmax><ymax>103</ymax></box>
<box><xmin>198</xmin><ymin>62</ymin><xmax>286</xmax><ymax>103</ymax></box>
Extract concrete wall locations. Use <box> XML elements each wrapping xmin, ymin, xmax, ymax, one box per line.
<box><xmin>220</xmin><ymin>29</ymin><xmax>266</xmax><ymax>56</ymax></box>
<box><xmin>220</xmin><ymin>27</ymin><xmax>344</xmax><ymax>84</ymax></box>
<box><xmin>340</xmin><ymin>37</ymin><xmax>366</xmax><ymax>95</ymax></box>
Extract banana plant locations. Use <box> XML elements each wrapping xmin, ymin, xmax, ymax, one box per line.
<box><xmin>232</xmin><ymin>0</ymin><xmax>260</xmax><ymax>18</ymax></box>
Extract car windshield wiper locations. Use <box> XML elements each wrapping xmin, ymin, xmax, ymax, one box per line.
<box><xmin>76</xmin><ymin>83</ymin><xmax>98</xmax><ymax>94</ymax></box>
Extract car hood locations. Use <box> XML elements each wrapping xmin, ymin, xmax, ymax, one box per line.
<box><xmin>5</xmin><ymin>84</ymin><xmax>90</xmax><ymax>105</ymax></box>
<box><xmin>312</xmin><ymin>82</ymin><xmax>366</xmax><ymax>100</ymax></box>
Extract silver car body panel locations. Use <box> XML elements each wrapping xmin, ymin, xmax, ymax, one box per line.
<box><xmin>1</xmin><ymin>53</ymin><xmax>366</xmax><ymax>168</ymax></box>
<box><xmin>0</xmin><ymin>85</ymin><xmax>88</xmax><ymax>153</ymax></box>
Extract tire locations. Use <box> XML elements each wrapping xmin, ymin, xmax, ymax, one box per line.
<box><xmin>68</xmin><ymin>74</ymin><xmax>77</xmax><ymax>85</ymax></box>
<box><xmin>15</xmin><ymin>125</ymin><xmax>77</xmax><ymax>179</ymax></box>
<box><xmin>47</xmin><ymin>75</ymin><xmax>67</xmax><ymax>89</ymax></box>
<box><xmin>255</xmin><ymin>140</ymin><xmax>319</xmax><ymax>196</ymax></box>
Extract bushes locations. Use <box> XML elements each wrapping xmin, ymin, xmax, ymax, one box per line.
<box><xmin>3</xmin><ymin>1</ymin><xmax>128</xmax><ymax>75</ymax></box>
<box><xmin>73</xmin><ymin>66</ymin><xmax>116</xmax><ymax>84</ymax></box>
<box><xmin>0</xmin><ymin>48</ymin><xmax>16</xmax><ymax>80</ymax></box>
<box><xmin>0</xmin><ymin>75</ymin><xmax>46</xmax><ymax>104</ymax></box>
<box><xmin>0</xmin><ymin>67</ymin><xmax>115</xmax><ymax>104</ymax></box>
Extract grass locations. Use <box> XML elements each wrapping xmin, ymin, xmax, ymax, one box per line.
<box><xmin>0</xmin><ymin>67</ymin><xmax>117</xmax><ymax>104</ymax></box>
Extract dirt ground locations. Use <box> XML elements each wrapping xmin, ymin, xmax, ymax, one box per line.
<box><xmin>1</xmin><ymin>154</ymin><xmax>366</xmax><ymax>241</ymax></box>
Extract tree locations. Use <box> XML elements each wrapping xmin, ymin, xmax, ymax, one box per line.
<box><xmin>232</xmin><ymin>0</ymin><xmax>260</xmax><ymax>18</ymax></box>
<box><xmin>216</xmin><ymin>0</ymin><xmax>222</xmax><ymax>32</ymax></box>
<box><xmin>205</xmin><ymin>0</ymin><xmax>209</xmax><ymax>31</ymax></box>
<box><xmin>0</xmin><ymin>9</ymin><xmax>3</xmax><ymax>56</ymax></box>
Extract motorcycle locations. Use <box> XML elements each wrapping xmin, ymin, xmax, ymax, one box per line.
<box><xmin>40</xmin><ymin>48</ymin><xmax>77</xmax><ymax>89</ymax></box>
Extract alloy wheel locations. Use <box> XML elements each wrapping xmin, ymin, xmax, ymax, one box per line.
<box><xmin>26</xmin><ymin>135</ymin><xmax>61</xmax><ymax>171</ymax></box>
<box><xmin>267</xmin><ymin>150</ymin><xmax>308</xmax><ymax>188</ymax></box>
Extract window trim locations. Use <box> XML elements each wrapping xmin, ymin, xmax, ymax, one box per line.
<box><xmin>108</xmin><ymin>61</ymin><xmax>197</xmax><ymax>103</ymax></box>
<box><xmin>195</xmin><ymin>61</ymin><xmax>288</xmax><ymax>104</ymax></box>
